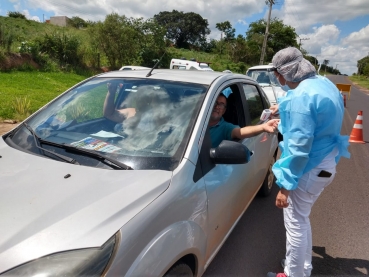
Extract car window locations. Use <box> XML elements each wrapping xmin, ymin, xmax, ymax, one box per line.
<box><xmin>10</xmin><ymin>78</ymin><xmax>208</xmax><ymax>171</ymax></box>
<box><xmin>242</xmin><ymin>84</ymin><xmax>264</xmax><ymax>125</ymax></box>
<box><xmin>221</xmin><ymin>84</ymin><xmax>245</xmax><ymax>127</ymax></box>
<box><xmin>172</xmin><ymin>65</ymin><xmax>186</xmax><ymax>70</ymax></box>
<box><xmin>247</xmin><ymin>69</ymin><xmax>282</xmax><ymax>87</ymax></box>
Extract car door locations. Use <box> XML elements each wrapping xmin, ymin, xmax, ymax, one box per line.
<box><xmin>200</xmin><ymin>83</ymin><xmax>259</xmax><ymax>263</ymax></box>
<box><xmin>241</xmin><ymin>83</ymin><xmax>275</xmax><ymax>188</ymax></box>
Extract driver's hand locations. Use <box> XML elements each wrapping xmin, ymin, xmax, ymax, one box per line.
<box><xmin>263</xmin><ymin>119</ymin><xmax>279</xmax><ymax>133</ymax></box>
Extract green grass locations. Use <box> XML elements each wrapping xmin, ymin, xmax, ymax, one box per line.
<box><xmin>0</xmin><ymin>71</ymin><xmax>88</xmax><ymax>120</ymax></box>
<box><xmin>349</xmin><ymin>75</ymin><xmax>369</xmax><ymax>90</ymax></box>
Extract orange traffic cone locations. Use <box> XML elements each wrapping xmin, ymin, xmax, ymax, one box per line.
<box><xmin>349</xmin><ymin>111</ymin><xmax>365</xmax><ymax>144</ymax></box>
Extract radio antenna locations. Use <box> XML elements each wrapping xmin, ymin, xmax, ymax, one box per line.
<box><xmin>146</xmin><ymin>50</ymin><xmax>167</xmax><ymax>77</ymax></box>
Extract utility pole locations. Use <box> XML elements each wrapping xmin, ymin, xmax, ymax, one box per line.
<box><xmin>259</xmin><ymin>0</ymin><xmax>274</xmax><ymax>65</ymax></box>
<box><xmin>298</xmin><ymin>37</ymin><xmax>309</xmax><ymax>49</ymax></box>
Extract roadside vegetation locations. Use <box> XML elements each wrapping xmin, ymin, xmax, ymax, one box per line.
<box><xmin>0</xmin><ymin>71</ymin><xmax>86</xmax><ymax>121</ymax></box>
<box><xmin>349</xmin><ymin>75</ymin><xmax>369</xmax><ymax>90</ymax></box>
<box><xmin>0</xmin><ymin>10</ymin><xmax>368</xmax><ymax>121</ymax></box>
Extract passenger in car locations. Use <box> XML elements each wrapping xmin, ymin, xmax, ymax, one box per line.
<box><xmin>103</xmin><ymin>82</ymin><xmax>137</xmax><ymax>123</ymax></box>
<box><xmin>104</xmin><ymin>84</ymin><xmax>171</xmax><ymax>135</ymax></box>
<box><xmin>209</xmin><ymin>93</ymin><xmax>279</xmax><ymax>148</ymax></box>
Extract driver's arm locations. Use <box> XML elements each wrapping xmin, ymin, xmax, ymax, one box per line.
<box><xmin>231</xmin><ymin>119</ymin><xmax>279</xmax><ymax>139</ymax></box>
<box><xmin>103</xmin><ymin>83</ymin><xmax>136</xmax><ymax>122</ymax></box>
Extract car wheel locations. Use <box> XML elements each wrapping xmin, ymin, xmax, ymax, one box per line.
<box><xmin>258</xmin><ymin>154</ymin><xmax>276</xmax><ymax>197</ymax></box>
<box><xmin>164</xmin><ymin>262</ymin><xmax>193</xmax><ymax>277</ymax></box>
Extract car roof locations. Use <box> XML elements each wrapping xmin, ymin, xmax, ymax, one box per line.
<box><xmin>96</xmin><ymin>69</ymin><xmax>250</xmax><ymax>85</ymax></box>
<box><xmin>247</xmin><ymin>64</ymin><xmax>274</xmax><ymax>70</ymax></box>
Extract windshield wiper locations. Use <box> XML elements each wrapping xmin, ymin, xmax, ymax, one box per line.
<box><xmin>22</xmin><ymin>122</ymin><xmax>79</xmax><ymax>165</ymax></box>
<box><xmin>38</xmin><ymin>140</ymin><xmax>133</xmax><ymax>170</ymax></box>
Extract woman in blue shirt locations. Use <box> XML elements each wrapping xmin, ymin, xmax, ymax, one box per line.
<box><xmin>267</xmin><ymin>47</ymin><xmax>350</xmax><ymax>277</ymax></box>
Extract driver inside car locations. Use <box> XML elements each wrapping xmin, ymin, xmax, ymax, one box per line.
<box><xmin>209</xmin><ymin>93</ymin><xmax>279</xmax><ymax>147</ymax></box>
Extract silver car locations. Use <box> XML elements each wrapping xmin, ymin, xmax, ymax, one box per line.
<box><xmin>0</xmin><ymin>70</ymin><xmax>278</xmax><ymax>276</ymax></box>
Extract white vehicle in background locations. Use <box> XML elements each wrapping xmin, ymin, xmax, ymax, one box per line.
<box><xmin>246</xmin><ymin>64</ymin><xmax>286</xmax><ymax>105</ymax></box>
<box><xmin>119</xmin><ymin>65</ymin><xmax>150</xmax><ymax>71</ymax></box>
<box><xmin>170</xmin><ymin>58</ymin><xmax>213</xmax><ymax>71</ymax></box>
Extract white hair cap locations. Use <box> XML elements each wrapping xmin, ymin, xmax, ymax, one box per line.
<box><xmin>272</xmin><ymin>47</ymin><xmax>316</xmax><ymax>82</ymax></box>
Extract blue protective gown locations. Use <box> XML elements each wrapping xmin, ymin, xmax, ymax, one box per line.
<box><xmin>273</xmin><ymin>75</ymin><xmax>350</xmax><ymax>190</ymax></box>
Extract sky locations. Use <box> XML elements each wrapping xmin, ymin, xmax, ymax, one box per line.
<box><xmin>1</xmin><ymin>0</ymin><xmax>369</xmax><ymax>75</ymax></box>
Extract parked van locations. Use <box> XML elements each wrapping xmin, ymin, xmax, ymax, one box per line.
<box><xmin>119</xmin><ymin>65</ymin><xmax>150</xmax><ymax>71</ymax></box>
<box><xmin>170</xmin><ymin>58</ymin><xmax>213</xmax><ymax>71</ymax></box>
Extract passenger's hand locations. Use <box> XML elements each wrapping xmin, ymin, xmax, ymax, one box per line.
<box><xmin>269</xmin><ymin>104</ymin><xmax>279</xmax><ymax>115</ymax></box>
<box><xmin>276</xmin><ymin>188</ymin><xmax>289</xmax><ymax>208</ymax></box>
<box><xmin>262</xmin><ymin>119</ymin><xmax>279</xmax><ymax>133</ymax></box>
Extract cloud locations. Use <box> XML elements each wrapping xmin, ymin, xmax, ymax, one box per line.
<box><xmin>237</xmin><ymin>19</ymin><xmax>248</xmax><ymax>25</ymax></box>
<box><xmin>26</xmin><ymin>0</ymin><xmax>265</xmax><ymax>31</ymax></box>
<box><xmin>291</xmin><ymin>23</ymin><xmax>363</xmax><ymax>75</ymax></box>
<box><xmin>299</xmin><ymin>25</ymin><xmax>340</xmax><ymax>55</ymax></box>
<box><xmin>342</xmin><ymin>24</ymin><xmax>369</xmax><ymax>49</ymax></box>
<box><xmin>280</xmin><ymin>0</ymin><xmax>369</xmax><ymax>35</ymax></box>
<box><xmin>22</xmin><ymin>9</ymin><xmax>41</xmax><ymax>21</ymax></box>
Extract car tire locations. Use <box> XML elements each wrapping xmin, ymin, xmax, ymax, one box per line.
<box><xmin>258</xmin><ymin>154</ymin><xmax>276</xmax><ymax>197</ymax></box>
<box><xmin>164</xmin><ymin>262</ymin><xmax>193</xmax><ymax>277</ymax></box>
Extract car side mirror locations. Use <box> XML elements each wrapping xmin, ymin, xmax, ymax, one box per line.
<box><xmin>210</xmin><ymin>140</ymin><xmax>250</xmax><ymax>164</ymax></box>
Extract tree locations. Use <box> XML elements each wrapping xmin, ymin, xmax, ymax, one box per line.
<box><xmin>89</xmin><ymin>13</ymin><xmax>166</xmax><ymax>69</ymax></box>
<box><xmin>154</xmin><ymin>10</ymin><xmax>210</xmax><ymax>49</ymax></box>
<box><xmin>357</xmin><ymin>56</ymin><xmax>369</xmax><ymax>75</ymax></box>
<box><xmin>7</xmin><ymin>11</ymin><xmax>26</xmax><ymax>20</ymax></box>
<box><xmin>90</xmin><ymin>13</ymin><xmax>142</xmax><ymax>69</ymax></box>
<box><xmin>322</xmin><ymin>59</ymin><xmax>329</xmax><ymax>72</ymax></box>
<box><xmin>215</xmin><ymin>21</ymin><xmax>235</xmax><ymax>42</ymax></box>
<box><xmin>246</xmin><ymin>18</ymin><xmax>299</xmax><ymax>63</ymax></box>
<box><xmin>215</xmin><ymin>21</ymin><xmax>235</xmax><ymax>56</ymax></box>
<box><xmin>69</xmin><ymin>16</ymin><xmax>87</xmax><ymax>28</ymax></box>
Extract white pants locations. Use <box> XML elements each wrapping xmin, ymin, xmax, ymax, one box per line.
<box><xmin>283</xmin><ymin>149</ymin><xmax>338</xmax><ymax>277</ymax></box>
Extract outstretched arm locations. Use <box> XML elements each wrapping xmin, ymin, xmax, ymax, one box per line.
<box><xmin>103</xmin><ymin>83</ymin><xmax>136</xmax><ymax>122</ymax></box>
<box><xmin>231</xmin><ymin>119</ymin><xmax>279</xmax><ymax>139</ymax></box>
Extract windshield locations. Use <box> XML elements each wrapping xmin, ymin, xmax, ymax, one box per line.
<box><xmin>246</xmin><ymin>69</ymin><xmax>281</xmax><ymax>86</ymax></box>
<box><xmin>6</xmin><ymin>77</ymin><xmax>207</xmax><ymax>170</ymax></box>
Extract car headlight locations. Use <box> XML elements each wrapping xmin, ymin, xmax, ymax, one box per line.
<box><xmin>2</xmin><ymin>233</ymin><xmax>119</xmax><ymax>277</ymax></box>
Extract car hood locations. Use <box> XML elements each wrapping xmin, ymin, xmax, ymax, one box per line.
<box><xmin>0</xmin><ymin>139</ymin><xmax>172</xmax><ymax>273</ymax></box>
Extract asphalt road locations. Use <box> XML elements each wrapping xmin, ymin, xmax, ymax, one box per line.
<box><xmin>204</xmin><ymin>76</ymin><xmax>369</xmax><ymax>277</ymax></box>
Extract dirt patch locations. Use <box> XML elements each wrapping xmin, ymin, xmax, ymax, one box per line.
<box><xmin>0</xmin><ymin>122</ymin><xmax>19</xmax><ymax>135</ymax></box>
<box><xmin>0</xmin><ymin>52</ymin><xmax>40</xmax><ymax>70</ymax></box>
